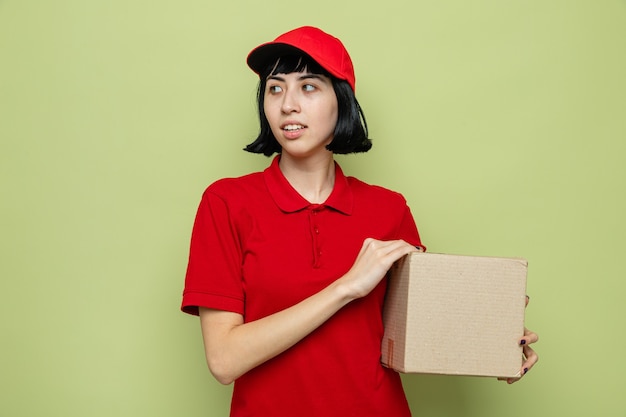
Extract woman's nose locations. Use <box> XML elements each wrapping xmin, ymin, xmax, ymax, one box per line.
<box><xmin>281</xmin><ymin>90</ymin><xmax>300</xmax><ymax>113</ymax></box>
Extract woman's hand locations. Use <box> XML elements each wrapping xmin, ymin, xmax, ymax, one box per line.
<box><xmin>500</xmin><ymin>295</ymin><xmax>539</xmax><ymax>384</ymax></box>
<box><xmin>339</xmin><ymin>238</ymin><xmax>419</xmax><ymax>301</ymax></box>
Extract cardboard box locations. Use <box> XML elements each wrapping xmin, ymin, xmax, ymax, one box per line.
<box><xmin>381</xmin><ymin>252</ymin><xmax>527</xmax><ymax>378</ymax></box>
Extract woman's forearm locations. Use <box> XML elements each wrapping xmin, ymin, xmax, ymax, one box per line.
<box><xmin>199</xmin><ymin>278</ymin><xmax>354</xmax><ymax>384</ymax></box>
<box><xmin>199</xmin><ymin>238</ymin><xmax>417</xmax><ymax>385</ymax></box>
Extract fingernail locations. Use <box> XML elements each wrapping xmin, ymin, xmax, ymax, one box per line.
<box><xmin>524</xmin><ymin>367</ymin><xmax>529</xmax><ymax>375</ymax></box>
<box><xmin>520</xmin><ymin>339</ymin><xmax>526</xmax><ymax>345</ymax></box>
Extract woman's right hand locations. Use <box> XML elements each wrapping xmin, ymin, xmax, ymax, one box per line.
<box><xmin>340</xmin><ymin>238</ymin><xmax>420</xmax><ymax>300</ymax></box>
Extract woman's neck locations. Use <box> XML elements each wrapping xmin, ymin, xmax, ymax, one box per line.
<box><xmin>278</xmin><ymin>153</ymin><xmax>336</xmax><ymax>204</ymax></box>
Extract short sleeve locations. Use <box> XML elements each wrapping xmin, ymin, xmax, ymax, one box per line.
<box><xmin>181</xmin><ymin>189</ymin><xmax>245</xmax><ymax>316</ymax></box>
<box><xmin>396</xmin><ymin>202</ymin><xmax>427</xmax><ymax>252</ymax></box>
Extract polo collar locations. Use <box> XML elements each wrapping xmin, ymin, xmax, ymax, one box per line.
<box><xmin>264</xmin><ymin>155</ymin><xmax>354</xmax><ymax>215</ymax></box>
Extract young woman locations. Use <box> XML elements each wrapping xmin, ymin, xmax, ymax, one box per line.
<box><xmin>181</xmin><ymin>26</ymin><xmax>538</xmax><ymax>416</ymax></box>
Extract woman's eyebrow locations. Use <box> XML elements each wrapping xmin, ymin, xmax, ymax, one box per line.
<box><xmin>298</xmin><ymin>74</ymin><xmax>327</xmax><ymax>83</ymax></box>
<box><xmin>266</xmin><ymin>74</ymin><xmax>328</xmax><ymax>83</ymax></box>
<box><xmin>267</xmin><ymin>75</ymin><xmax>285</xmax><ymax>82</ymax></box>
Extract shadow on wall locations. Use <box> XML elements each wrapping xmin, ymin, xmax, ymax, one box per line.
<box><xmin>402</xmin><ymin>374</ymin><xmax>469</xmax><ymax>416</ymax></box>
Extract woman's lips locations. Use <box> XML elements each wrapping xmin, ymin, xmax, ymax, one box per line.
<box><xmin>281</xmin><ymin>123</ymin><xmax>306</xmax><ymax>139</ymax></box>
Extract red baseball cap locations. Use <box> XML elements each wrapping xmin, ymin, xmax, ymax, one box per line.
<box><xmin>246</xmin><ymin>26</ymin><xmax>356</xmax><ymax>92</ymax></box>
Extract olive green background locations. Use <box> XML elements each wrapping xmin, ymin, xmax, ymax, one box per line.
<box><xmin>1</xmin><ymin>1</ymin><xmax>625</xmax><ymax>416</ymax></box>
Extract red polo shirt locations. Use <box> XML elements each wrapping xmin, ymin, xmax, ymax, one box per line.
<box><xmin>182</xmin><ymin>156</ymin><xmax>424</xmax><ymax>417</ymax></box>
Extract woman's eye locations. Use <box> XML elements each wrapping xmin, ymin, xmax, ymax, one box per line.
<box><xmin>303</xmin><ymin>84</ymin><xmax>315</xmax><ymax>92</ymax></box>
<box><xmin>268</xmin><ymin>85</ymin><xmax>282</xmax><ymax>94</ymax></box>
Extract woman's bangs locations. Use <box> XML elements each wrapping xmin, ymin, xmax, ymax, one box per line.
<box><xmin>264</xmin><ymin>54</ymin><xmax>328</xmax><ymax>78</ymax></box>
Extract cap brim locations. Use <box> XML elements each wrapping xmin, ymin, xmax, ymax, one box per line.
<box><xmin>246</xmin><ymin>43</ymin><xmax>312</xmax><ymax>75</ymax></box>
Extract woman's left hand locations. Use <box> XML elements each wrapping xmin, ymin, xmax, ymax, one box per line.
<box><xmin>500</xmin><ymin>295</ymin><xmax>539</xmax><ymax>384</ymax></box>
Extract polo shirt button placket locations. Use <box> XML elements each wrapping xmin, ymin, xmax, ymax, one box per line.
<box><xmin>310</xmin><ymin>207</ymin><xmax>322</xmax><ymax>269</ymax></box>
